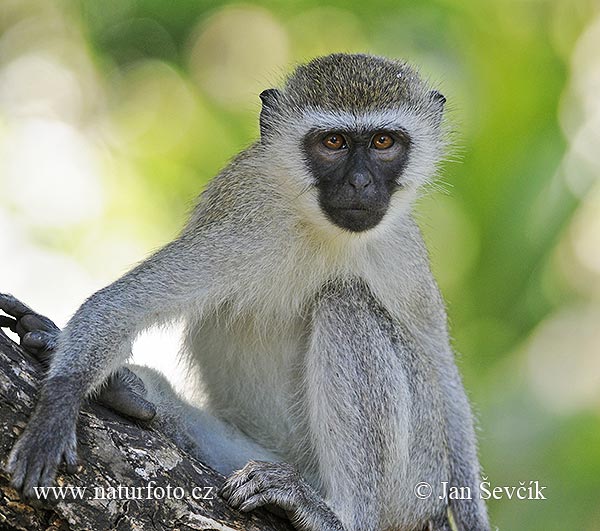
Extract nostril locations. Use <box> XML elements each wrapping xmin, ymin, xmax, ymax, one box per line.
<box><xmin>348</xmin><ymin>173</ymin><xmax>372</xmax><ymax>190</ymax></box>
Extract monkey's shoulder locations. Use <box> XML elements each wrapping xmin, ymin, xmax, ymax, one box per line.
<box><xmin>185</xmin><ymin>143</ymin><xmax>283</xmax><ymax>229</ymax></box>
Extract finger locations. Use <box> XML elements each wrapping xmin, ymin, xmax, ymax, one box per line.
<box><xmin>20</xmin><ymin>313</ymin><xmax>60</xmax><ymax>334</ymax></box>
<box><xmin>22</xmin><ymin>458</ymin><xmax>46</xmax><ymax>498</ymax></box>
<box><xmin>98</xmin><ymin>389</ymin><xmax>156</xmax><ymax>422</ymax></box>
<box><xmin>40</xmin><ymin>460</ymin><xmax>60</xmax><ymax>490</ymax></box>
<box><xmin>113</xmin><ymin>367</ymin><xmax>146</xmax><ymax>395</ymax></box>
<box><xmin>239</xmin><ymin>492</ymin><xmax>271</xmax><ymax>512</ymax></box>
<box><xmin>226</xmin><ymin>479</ymin><xmax>263</xmax><ymax>508</ymax></box>
<box><xmin>0</xmin><ymin>293</ymin><xmax>32</xmax><ymax>319</ymax></box>
<box><xmin>64</xmin><ymin>460</ymin><xmax>80</xmax><ymax>475</ymax></box>
<box><xmin>10</xmin><ymin>461</ymin><xmax>26</xmax><ymax>492</ymax></box>
<box><xmin>0</xmin><ymin>315</ymin><xmax>17</xmax><ymax>332</ymax></box>
<box><xmin>6</xmin><ymin>447</ymin><xmax>25</xmax><ymax>489</ymax></box>
<box><xmin>15</xmin><ymin>320</ymin><xmax>27</xmax><ymax>338</ymax></box>
<box><xmin>22</xmin><ymin>331</ymin><xmax>58</xmax><ymax>369</ymax></box>
<box><xmin>220</xmin><ymin>469</ymin><xmax>251</xmax><ymax>499</ymax></box>
<box><xmin>63</xmin><ymin>445</ymin><xmax>79</xmax><ymax>475</ymax></box>
<box><xmin>23</xmin><ymin>331</ymin><xmax>57</xmax><ymax>352</ymax></box>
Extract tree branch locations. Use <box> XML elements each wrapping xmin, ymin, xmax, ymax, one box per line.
<box><xmin>0</xmin><ymin>329</ymin><xmax>292</xmax><ymax>531</ymax></box>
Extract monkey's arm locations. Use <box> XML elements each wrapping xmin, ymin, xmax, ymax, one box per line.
<box><xmin>5</xmin><ymin>233</ymin><xmax>222</xmax><ymax>496</ymax></box>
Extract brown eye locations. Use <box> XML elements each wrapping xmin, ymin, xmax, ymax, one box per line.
<box><xmin>372</xmin><ymin>133</ymin><xmax>394</xmax><ymax>150</ymax></box>
<box><xmin>322</xmin><ymin>133</ymin><xmax>346</xmax><ymax>150</ymax></box>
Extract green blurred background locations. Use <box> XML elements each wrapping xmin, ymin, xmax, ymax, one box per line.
<box><xmin>1</xmin><ymin>1</ymin><xmax>599</xmax><ymax>529</ymax></box>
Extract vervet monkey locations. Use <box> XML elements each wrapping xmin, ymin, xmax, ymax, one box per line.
<box><xmin>1</xmin><ymin>53</ymin><xmax>491</xmax><ymax>531</ymax></box>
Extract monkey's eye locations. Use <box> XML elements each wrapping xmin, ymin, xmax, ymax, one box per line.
<box><xmin>371</xmin><ymin>133</ymin><xmax>394</xmax><ymax>150</ymax></box>
<box><xmin>322</xmin><ymin>133</ymin><xmax>347</xmax><ymax>150</ymax></box>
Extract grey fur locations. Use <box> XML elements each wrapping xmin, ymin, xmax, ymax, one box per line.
<box><xmin>4</xmin><ymin>54</ymin><xmax>490</xmax><ymax>531</ymax></box>
<box><xmin>283</xmin><ymin>54</ymin><xmax>432</xmax><ymax>112</ymax></box>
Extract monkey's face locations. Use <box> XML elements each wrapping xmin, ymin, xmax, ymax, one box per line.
<box><xmin>303</xmin><ymin>129</ymin><xmax>411</xmax><ymax>232</ymax></box>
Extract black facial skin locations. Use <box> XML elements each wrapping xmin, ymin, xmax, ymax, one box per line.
<box><xmin>302</xmin><ymin>128</ymin><xmax>411</xmax><ymax>232</ymax></box>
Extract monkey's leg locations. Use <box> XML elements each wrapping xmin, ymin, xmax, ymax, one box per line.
<box><xmin>128</xmin><ymin>365</ymin><xmax>280</xmax><ymax>475</ymax></box>
<box><xmin>221</xmin><ymin>279</ymin><xmax>409</xmax><ymax>531</ymax></box>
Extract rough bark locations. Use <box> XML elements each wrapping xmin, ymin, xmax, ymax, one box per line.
<box><xmin>0</xmin><ymin>329</ymin><xmax>293</xmax><ymax>531</ymax></box>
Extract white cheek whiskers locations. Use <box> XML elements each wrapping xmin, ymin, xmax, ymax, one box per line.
<box><xmin>261</xmin><ymin>105</ymin><xmax>444</xmax><ymax>241</ymax></box>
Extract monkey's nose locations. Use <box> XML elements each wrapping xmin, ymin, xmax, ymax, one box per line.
<box><xmin>348</xmin><ymin>172</ymin><xmax>372</xmax><ymax>190</ymax></box>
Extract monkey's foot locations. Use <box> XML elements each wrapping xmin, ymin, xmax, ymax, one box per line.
<box><xmin>97</xmin><ymin>368</ymin><xmax>156</xmax><ymax>422</ymax></box>
<box><xmin>220</xmin><ymin>461</ymin><xmax>344</xmax><ymax>531</ymax></box>
<box><xmin>220</xmin><ymin>461</ymin><xmax>304</xmax><ymax>513</ymax></box>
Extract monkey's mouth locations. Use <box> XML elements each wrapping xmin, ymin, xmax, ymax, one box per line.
<box><xmin>338</xmin><ymin>207</ymin><xmax>370</xmax><ymax>214</ymax></box>
<box><xmin>326</xmin><ymin>206</ymin><xmax>386</xmax><ymax>232</ymax></box>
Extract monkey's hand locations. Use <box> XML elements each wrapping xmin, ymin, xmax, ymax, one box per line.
<box><xmin>220</xmin><ymin>461</ymin><xmax>345</xmax><ymax>531</ymax></box>
<box><xmin>0</xmin><ymin>293</ymin><xmax>60</xmax><ymax>369</ymax></box>
<box><xmin>6</xmin><ymin>371</ymin><xmax>154</xmax><ymax>499</ymax></box>
<box><xmin>6</xmin><ymin>381</ymin><xmax>80</xmax><ymax>498</ymax></box>
<box><xmin>0</xmin><ymin>292</ymin><xmax>156</xmax><ymax>423</ymax></box>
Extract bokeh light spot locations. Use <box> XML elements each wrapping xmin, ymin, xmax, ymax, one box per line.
<box><xmin>187</xmin><ymin>5</ymin><xmax>289</xmax><ymax>107</ymax></box>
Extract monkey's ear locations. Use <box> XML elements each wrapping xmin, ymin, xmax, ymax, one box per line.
<box><xmin>259</xmin><ymin>88</ymin><xmax>282</xmax><ymax>139</ymax></box>
<box><xmin>428</xmin><ymin>90</ymin><xmax>446</xmax><ymax>126</ymax></box>
<box><xmin>429</xmin><ymin>90</ymin><xmax>446</xmax><ymax>112</ymax></box>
